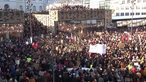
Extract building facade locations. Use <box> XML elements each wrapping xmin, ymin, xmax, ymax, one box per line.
<box><xmin>83</xmin><ymin>0</ymin><xmax>146</xmax><ymax>27</ymax></box>
<box><xmin>81</xmin><ymin>0</ymin><xmax>146</xmax><ymax>21</ymax></box>
<box><xmin>47</xmin><ymin>6</ymin><xmax>112</xmax><ymax>32</ymax></box>
<box><xmin>110</xmin><ymin>0</ymin><xmax>146</xmax><ymax>20</ymax></box>
<box><xmin>0</xmin><ymin>0</ymin><xmax>47</xmax><ymax>12</ymax></box>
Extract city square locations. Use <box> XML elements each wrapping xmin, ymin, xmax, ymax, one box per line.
<box><xmin>0</xmin><ymin>0</ymin><xmax>146</xmax><ymax>82</ymax></box>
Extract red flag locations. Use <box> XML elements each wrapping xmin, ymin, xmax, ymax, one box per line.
<box><xmin>73</xmin><ymin>35</ymin><xmax>77</xmax><ymax>42</ymax></box>
<box><xmin>32</xmin><ymin>42</ymin><xmax>38</xmax><ymax>50</ymax></box>
<box><xmin>122</xmin><ymin>32</ymin><xmax>131</xmax><ymax>42</ymax></box>
<box><xmin>121</xmin><ymin>34</ymin><xmax>125</xmax><ymax>41</ymax></box>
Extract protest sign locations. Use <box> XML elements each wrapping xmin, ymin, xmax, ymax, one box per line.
<box><xmin>118</xmin><ymin>42</ymin><xmax>125</xmax><ymax>48</ymax></box>
<box><xmin>15</xmin><ymin>59</ymin><xmax>20</xmax><ymax>65</ymax></box>
<box><xmin>89</xmin><ymin>44</ymin><xmax>106</xmax><ymax>55</ymax></box>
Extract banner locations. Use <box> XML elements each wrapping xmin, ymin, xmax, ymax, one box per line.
<box><xmin>138</xmin><ymin>34</ymin><xmax>141</xmax><ymax>45</ymax></box>
<box><xmin>122</xmin><ymin>31</ymin><xmax>131</xmax><ymax>42</ymax></box>
<box><xmin>118</xmin><ymin>42</ymin><xmax>125</xmax><ymax>48</ymax></box>
<box><xmin>89</xmin><ymin>44</ymin><xmax>106</xmax><ymax>54</ymax></box>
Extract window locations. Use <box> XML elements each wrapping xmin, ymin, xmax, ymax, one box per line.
<box><xmin>143</xmin><ymin>0</ymin><xmax>146</xmax><ymax>2</ymax></box>
<box><xmin>136</xmin><ymin>13</ymin><xmax>140</xmax><ymax>15</ymax></box>
<box><xmin>121</xmin><ymin>7</ymin><xmax>124</xmax><ymax>10</ymax></box>
<box><xmin>127</xmin><ymin>0</ymin><xmax>130</xmax><ymax>3</ymax></box>
<box><xmin>19</xmin><ymin>5</ymin><xmax>23</xmax><ymax>11</ymax></box>
<box><xmin>122</xmin><ymin>0</ymin><xmax>125</xmax><ymax>4</ymax></box>
<box><xmin>137</xmin><ymin>0</ymin><xmax>141</xmax><ymax>3</ymax></box>
<box><xmin>39</xmin><ymin>6</ymin><xmax>42</xmax><ymax>11</ymax></box>
<box><xmin>99</xmin><ymin>6</ymin><xmax>105</xmax><ymax>9</ymax></box>
<box><xmin>136</xmin><ymin>6</ymin><xmax>140</xmax><ymax>9</ymax></box>
<box><xmin>142</xmin><ymin>12</ymin><xmax>146</xmax><ymax>15</ymax></box>
<box><xmin>130</xmin><ymin>13</ymin><xmax>134</xmax><ymax>15</ymax></box>
<box><xmin>4</xmin><ymin>4</ymin><xmax>9</xmax><ymax>9</ymax></box>
<box><xmin>142</xmin><ymin>6</ymin><xmax>146</xmax><ymax>9</ymax></box>
<box><xmin>116</xmin><ymin>7</ymin><xmax>119</xmax><ymax>10</ymax></box>
<box><xmin>121</xmin><ymin>13</ymin><xmax>124</xmax><ymax>16</ymax></box>
<box><xmin>125</xmin><ymin>13</ymin><xmax>129</xmax><ymax>16</ymax></box>
<box><xmin>33</xmin><ymin>6</ymin><xmax>36</xmax><ymax>11</ymax></box>
<box><xmin>125</xmin><ymin>6</ymin><xmax>129</xmax><ymax>10</ymax></box>
<box><xmin>116</xmin><ymin>13</ymin><xmax>119</xmax><ymax>16</ymax></box>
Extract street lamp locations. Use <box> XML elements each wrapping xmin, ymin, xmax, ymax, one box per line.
<box><xmin>26</xmin><ymin>0</ymin><xmax>33</xmax><ymax>43</ymax></box>
<box><xmin>130</xmin><ymin>0</ymin><xmax>136</xmax><ymax>34</ymax></box>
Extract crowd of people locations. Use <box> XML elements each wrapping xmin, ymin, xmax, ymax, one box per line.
<box><xmin>0</xmin><ymin>11</ymin><xmax>146</xmax><ymax>82</ymax></box>
<box><xmin>23</xmin><ymin>13</ymin><xmax>48</xmax><ymax>39</ymax></box>
<box><xmin>48</xmin><ymin>4</ymin><xmax>88</xmax><ymax>11</ymax></box>
<box><xmin>58</xmin><ymin>5</ymin><xmax>88</xmax><ymax>11</ymax></box>
<box><xmin>0</xmin><ymin>22</ymin><xmax>145</xmax><ymax>82</ymax></box>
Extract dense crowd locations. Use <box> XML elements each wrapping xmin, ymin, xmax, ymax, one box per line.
<box><xmin>48</xmin><ymin>5</ymin><xmax>88</xmax><ymax>11</ymax></box>
<box><xmin>0</xmin><ymin>3</ymin><xmax>145</xmax><ymax>82</ymax></box>
<box><xmin>59</xmin><ymin>5</ymin><xmax>88</xmax><ymax>11</ymax></box>
<box><xmin>23</xmin><ymin>13</ymin><xmax>48</xmax><ymax>39</ymax></box>
<box><xmin>0</xmin><ymin>11</ymin><xmax>146</xmax><ymax>82</ymax></box>
<box><xmin>0</xmin><ymin>22</ymin><xmax>145</xmax><ymax>82</ymax></box>
<box><xmin>58</xmin><ymin>23</ymin><xmax>91</xmax><ymax>32</ymax></box>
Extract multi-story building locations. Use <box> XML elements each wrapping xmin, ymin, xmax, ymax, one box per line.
<box><xmin>47</xmin><ymin>0</ymin><xmax>146</xmax><ymax>20</ymax></box>
<box><xmin>111</xmin><ymin>0</ymin><xmax>146</xmax><ymax>20</ymax></box>
<box><xmin>0</xmin><ymin>0</ymin><xmax>47</xmax><ymax>12</ymax></box>
<box><xmin>86</xmin><ymin>0</ymin><xmax>146</xmax><ymax>27</ymax></box>
<box><xmin>80</xmin><ymin>0</ymin><xmax>146</xmax><ymax>21</ymax></box>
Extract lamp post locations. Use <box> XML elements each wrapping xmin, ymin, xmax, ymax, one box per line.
<box><xmin>26</xmin><ymin>0</ymin><xmax>33</xmax><ymax>43</ymax></box>
<box><xmin>130</xmin><ymin>0</ymin><xmax>136</xmax><ymax>34</ymax></box>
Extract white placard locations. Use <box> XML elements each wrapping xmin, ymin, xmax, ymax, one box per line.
<box><xmin>15</xmin><ymin>59</ymin><xmax>20</xmax><ymax>65</ymax></box>
<box><xmin>89</xmin><ymin>44</ymin><xmax>106</xmax><ymax>55</ymax></box>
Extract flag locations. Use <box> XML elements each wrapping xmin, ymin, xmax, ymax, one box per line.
<box><xmin>71</xmin><ymin>33</ymin><xmax>73</xmax><ymax>40</ymax></box>
<box><xmin>70</xmin><ymin>33</ymin><xmax>77</xmax><ymax>42</ymax></box>
<box><xmin>32</xmin><ymin>42</ymin><xmax>38</xmax><ymax>50</ymax></box>
<box><xmin>90</xmin><ymin>64</ymin><xmax>93</xmax><ymax>69</ymax></box>
<box><xmin>122</xmin><ymin>32</ymin><xmax>131</xmax><ymax>42</ymax></box>
<box><xmin>138</xmin><ymin>34</ymin><xmax>141</xmax><ymax>45</ymax></box>
<box><xmin>27</xmin><ymin>57</ymin><xmax>32</xmax><ymax>63</ymax></box>
<box><xmin>73</xmin><ymin>35</ymin><xmax>77</xmax><ymax>42</ymax></box>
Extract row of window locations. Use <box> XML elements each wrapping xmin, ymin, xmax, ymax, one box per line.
<box><xmin>116</xmin><ymin>12</ymin><xmax>146</xmax><ymax>16</ymax></box>
<box><xmin>3</xmin><ymin>4</ymin><xmax>43</xmax><ymax>11</ymax></box>
<box><xmin>116</xmin><ymin>6</ymin><xmax>146</xmax><ymax>10</ymax></box>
